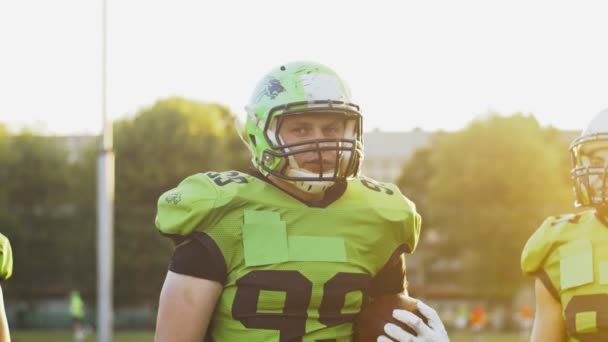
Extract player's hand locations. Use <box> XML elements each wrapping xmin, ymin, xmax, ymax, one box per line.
<box><xmin>377</xmin><ymin>298</ymin><xmax>449</xmax><ymax>342</ymax></box>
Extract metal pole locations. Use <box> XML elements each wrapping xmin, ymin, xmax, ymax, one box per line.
<box><xmin>97</xmin><ymin>0</ymin><xmax>114</xmax><ymax>340</ymax></box>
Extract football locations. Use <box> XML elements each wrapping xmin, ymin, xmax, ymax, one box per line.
<box><xmin>353</xmin><ymin>293</ymin><xmax>429</xmax><ymax>342</ymax></box>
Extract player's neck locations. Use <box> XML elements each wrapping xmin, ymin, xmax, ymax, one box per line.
<box><xmin>595</xmin><ymin>207</ymin><xmax>608</xmax><ymax>227</ymax></box>
<box><xmin>267</xmin><ymin>174</ymin><xmax>325</xmax><ymax>203</ymax></box>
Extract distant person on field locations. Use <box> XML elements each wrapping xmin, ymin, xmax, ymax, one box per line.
<box><xmin>70</xmin><ymin>290</ymin><xmax>87</xmax><ymax>342</ymax></box>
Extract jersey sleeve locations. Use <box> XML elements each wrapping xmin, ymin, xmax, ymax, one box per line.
<box><xmin>155</xmin><ymin>173</ymin><xmax>220</xmax><ymax>238</ymax></box>
<box><xmin>0</xmin><ymin>232</ymin><xmax>13</xmax><ymax>281</ymax></box>
<box><xmin>169</xmin><ymin>232</ymin><xmax>228</xmax><ymax>284</ymax></box>
<box><xmin>401</xmin><ymin>194</ymin><xmax>422</xmax><ymax>254</ymax></box>
<box><xmin>521</xmin><ymin>216</ymin><xmax>560</xmax><ymax>276</ymax></box>
<box><xmin>384</xmin><ymin>182</ymin><xmax>421</xmax><ymax>254</ymax></box>
<box><xmin>520</xmin><ymin>213</ymin><xmax>590</xmax><ymax>299</ymax></box>
<box><xmin>360</xmin><ymin>179</ymin><xmax>422</xmax><ymax>254</ymax></box>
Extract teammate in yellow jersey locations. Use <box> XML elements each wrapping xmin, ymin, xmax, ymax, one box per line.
<box><xmin>0</xmin><ymin>232</ymin><xmax>13</xmax><ymax>342</ymax></box>
<box><xmin>154</xmin><ymin>61</ymin><xmax>448</xmax><ymax>341</ymax></box>
<box><xmin>522</xmin><ymin>108</ymin><xmax>608</xmax><ymax>341</ymax></box>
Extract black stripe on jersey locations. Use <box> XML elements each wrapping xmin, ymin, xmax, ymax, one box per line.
<box><xmin>535</xmin><ymin>268</ymin><xmax>560</xmax><ymax>302</ymax></box>
<box><xmin>245</xmin><ymin>168</ymin><xmax>348</xmax><ymax>208</ymax></box>
<box><xmin>564</xmin><ymin>294</ymin><xmax>608</xmax><ymax>340</ymax></box>
<box><xmin>166</xmin><ymin>231</ymin><xmax>228</xmax><ymax>285</ymax></box>
<box><xmin>367</xmin><ymin>244</ymin><xmax>408</xmax><ymax>298</ymax></box>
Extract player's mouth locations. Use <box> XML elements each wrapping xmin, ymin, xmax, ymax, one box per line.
<box><xmin>303</xmin><ymin>160</ymin><xmax>336</xmax><ymax>173</ymax></box>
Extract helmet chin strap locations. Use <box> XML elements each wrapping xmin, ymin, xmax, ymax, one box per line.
<box><xmin>272</xmin><ymin>142</ymin><xmax>336</xmax><ymax>194</ymax></box>
<box><xmin>285</xmin><ymin>167</ymin><xmax>335</xmax><ymax>194</ymax></box>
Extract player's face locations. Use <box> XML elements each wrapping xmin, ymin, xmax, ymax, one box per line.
<box><xmin>278</xmin><ymin>113</ymin><xmax>348</xmax><ymax>174</ymax></box>
<box><xmin>584</xmin><ymin>148</ymin><xmax>608</xmax><ymax>194</ymax></box>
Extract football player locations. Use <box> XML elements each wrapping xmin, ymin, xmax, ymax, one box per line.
<box><xmin>521</xmin><ymin>108</ymin><xmax>608</xmax><ymax>341</ymax></box>
<box><xmin>0</xmin><ymin>232</ymin><xmax>13</xmax><ymax>342</ymax></box>
<box><xmin>153</xmin><ymin>61</ymin><xmax>444</xmax><ymax>341</ymax></box>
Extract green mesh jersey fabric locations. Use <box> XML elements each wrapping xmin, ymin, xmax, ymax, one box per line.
<box><xmin>156</xmin><ymin>170</ymin><xmax>421</xmax><ymax>341</ymax></box>
<box><xmin>521</xmin><ymin>210</ymin><xmax>608</xmax><ymax>341</ymax></box>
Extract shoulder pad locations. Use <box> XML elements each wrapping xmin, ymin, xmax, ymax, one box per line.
<box><xmin>521</xmin><ymin>210</ymin><xmax>592</xmax><ymax>275</ymax></box>
<box><xmin>0</xmin><ymin>232</ymin><xmax>13</xmax><ymax>281</ymax></box>
<box><xmin>384</xmin><ymin>181</ymin><xmax>421</xmax><ymax>253</ymax></box>
<box><xmin>353</xmin><ymin>177</ymin><xmax>421</xmax><ymax>253</ymax></box>
<box><xmin>353</xmin><ymin>177</ymin><xmax>401</xmax><ymax>203</ymax></box>
<box><xmin>156</xmin><ymin>172</ymin><xmax>235</xmax><ymax>237</ymax></box>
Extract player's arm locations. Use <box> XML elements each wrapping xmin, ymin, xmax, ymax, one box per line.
<box><xmin>155</xmin><ymin>270</ymin><xmax>222</xmax><ymax>342</ymax></box>
<box><xmin>368</xmin><ymin>251</ymin><xmax>407</xmax><ymax>299</ymax></box>
<box><xmin>0</xmin><ymin>233</ymin><xmax>12</xmax><ymax>342</ymax></box>
<box><xmin>530</xmin><ymin>278</ymin><xmax>567</xmax><ymax>342</ymax></box>
<box><xmin>155</xmin><ymin>174</ymin><xmax>231</xmax><ymax>341</ymax></box>
<box><xmin>368</xmin><ymin>250</ymin><xmax>449</xmax><ymax>341</ymax></box>
<box><xmin>0</xmin><ymin>285</ymin><xmax>9</xmax><ymax>342</ymax></box>
<box><xmin>155</xmin><ymin>236</ymin><xmax>227</xmax><ymax>342</ymax></box>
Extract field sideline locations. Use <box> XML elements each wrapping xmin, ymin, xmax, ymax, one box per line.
<box><xmin>11</xmin><ymin>330</ymin><xmax>529</xmax><ymax>342</ymax></box>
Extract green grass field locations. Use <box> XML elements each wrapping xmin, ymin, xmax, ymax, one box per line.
<box><xmin>12</xmin><ymin>330</ymin><xmax>151</xmax><ymax>342</ymax></box>
<box><xmin>12</xmin><ymin>330</ymin><xmax>529</xmax><ymax>342</ymax></box>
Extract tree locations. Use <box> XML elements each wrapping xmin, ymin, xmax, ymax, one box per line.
<box><xmin>1</xmin><ymin>130</ymin><xmax>80</xmax><ymax>298</ymax></box>
<box><xmin>397</xmin><ymin>114</ymin><xmax>573</xmax><ymax>298</ymax></box>
<box><xmin>0</xmin><ymin>124</ymin><xmax>12</xmax><ymax>223</ymax></box>
<box><xmin>111</xmin><ymin>97</ymin><xmax>249</xmax><ymax>304</ymax></box>
<box><xmin>0</xmin><ymin>97</ymin><xmax>251</xmax><ymax>307</ymax></box>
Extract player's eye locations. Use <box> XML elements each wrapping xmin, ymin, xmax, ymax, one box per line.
<box><xmin>590</xmin><ymin>157</ymin><xmax>606</xmax><ymax>168</ymax></box>
<box><xmin>291</xmin><ymin>127</ymin><xmax>310</xmax><ymax>136</ymax></box>
<box><xmin>323</xmin><ymin>126</ymin><xmax>340</xmax><ymax>136</ymax></box>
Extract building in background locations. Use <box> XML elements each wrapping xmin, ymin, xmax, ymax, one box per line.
<box><xmin>361</xmin><ymin>129</ymin><xmax>432</xmax><ymax>183</ymax></box>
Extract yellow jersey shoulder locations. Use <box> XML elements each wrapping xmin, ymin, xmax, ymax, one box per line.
<box><xmin>521</xmin><ymin>210</ymin><xmax>595</xmax><ymax>276</ymax></box>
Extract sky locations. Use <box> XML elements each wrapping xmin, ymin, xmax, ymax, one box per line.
<box><xmin>1</xmin><ymin>0</ymin><xmax>607</xmax><ymax>135</ymax></box>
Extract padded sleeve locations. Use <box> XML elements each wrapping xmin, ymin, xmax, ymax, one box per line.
<box><xmin>156</xmin><ymin>173</ymin><xmax>219</xmax><ymax>237</ymax></box>
<box><xmin>169</xmin><ymin>232</ymin><xmax>227</xmax><ymax>284</ymax></box>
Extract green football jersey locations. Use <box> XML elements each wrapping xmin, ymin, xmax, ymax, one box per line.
<box><xmin>156</xmin><ymin>170</ymin><xmax>421</xmax><ymax>342</ymax></box>
<box><xmin>0</xmin><ymin>232</ymin><xmax>12</xmax><ymax>281</ymax></box>
<box><xmin>521</xmin><ymin>210</ymin><xmax>608</xmax><ymax>341</ymax></box>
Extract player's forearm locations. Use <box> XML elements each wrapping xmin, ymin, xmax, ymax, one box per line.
<box><xmin>531</xmin><ymin>279</ymin><xmax>567</xmax><ymax>342</ymax></box>
<box><xmin>0</xmin><ymin>287</ymin><xmax>10</xmax><ymax>342</ymax></box>
<box><xmin>0</xmin><ymin>317</ymin><xmax>10</xmax><ymax>342</ymax></box>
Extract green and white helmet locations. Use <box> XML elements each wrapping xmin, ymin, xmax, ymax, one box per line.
<box><xmin>244</xmin><ymin>61</ymin><xmax>363</xmax><ymax>194</ymax></box>
<box><xmin>570</xmin><ymin>108</ymin><xmax>608</xmax><ymax>207</ymax></box>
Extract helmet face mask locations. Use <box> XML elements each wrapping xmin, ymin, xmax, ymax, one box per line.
<box><xmin>570</xmin><ymin>109</ymin><xmax>608</xmax><ymax>208</ymax></box>
<box><xmin>245</xmin><ymin>62</ymin><xmax>364</xmax><ymax>194</ymax></box>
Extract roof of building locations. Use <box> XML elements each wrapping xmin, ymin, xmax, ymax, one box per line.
<box><xmin>363</xmin><ymin>130</ymin><xmax>432</xmax><ymax>160</ymax></box>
